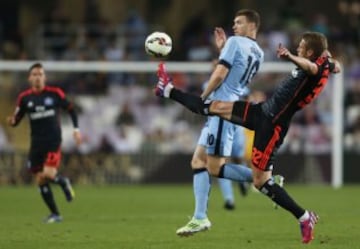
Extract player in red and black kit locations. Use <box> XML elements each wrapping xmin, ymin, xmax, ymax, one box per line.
<box><xmin>154</xmin><ymin>32</ymin><xmax>340</xmax><ymax>243</ymax></box>
<box><xmin>7</xmin><ymin>63</ymin><xmax>82</xmax><ymax>223</ymax></box>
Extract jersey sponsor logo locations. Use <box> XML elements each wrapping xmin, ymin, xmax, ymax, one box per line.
<box><xmin>30</xmin><ymin>109</ymin><xmax>56</xmax><ymax>120</ymax></box>
<box><xmin>27</xmin><ymin>101</ymin><xmax>34</xmax><ymax>108</ymax></box>
<box><xmin>35</xmin><ymin>106</ymin><xmax>46</xmax><ymax>112</ymax></box>
<box><xmin>44</xmin><ymin>97</ymin><xmax>54</xmax><ymax>106</ymax></box>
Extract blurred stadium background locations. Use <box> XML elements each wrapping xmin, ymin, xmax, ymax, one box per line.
<box><xmin>0</xmin><ymin>0</ymin><xmax>359</xmax><ymax>186</ymax></box>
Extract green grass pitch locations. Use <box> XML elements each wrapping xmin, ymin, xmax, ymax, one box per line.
<box><xmin>0</xmin><ymin>185</ymin><xmax>359</xmax><ymax>249</ymax></box>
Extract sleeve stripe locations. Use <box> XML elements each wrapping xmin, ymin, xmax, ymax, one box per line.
<box><xmin>16</xmin><ymin>89</ymin><xmax>32</xmax><ymax>106</ymax></box>
<box><xmin>218</xmin><ymin>59</ymin><xmax>232</xmax><ymax>69</ymax></box>
<box><xmin>46</xmin><ymin>86</ymin><xmax>66</xmax><ymax>99</ymax></box>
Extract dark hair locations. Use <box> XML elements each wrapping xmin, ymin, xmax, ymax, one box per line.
<box><xmin>28</xmin><ymin>62</ymin><xmax>43</xmax><ymax>75</ymax></box>
<box><xmin>301</xmin><ymin>32</ymin><xmax>328</xmax><ymax>59</ymax></box>
<box><xmin>235</xmin><ymin>9</ymin><xmax>261</xmax><ymax>30</ymax></box>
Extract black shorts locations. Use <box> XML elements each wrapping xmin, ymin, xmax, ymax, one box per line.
<box><xmin>231</xmin><ymin>101</ymin><xmax>289</xmax><ymax>171</ymax></box>
<box><xmin>27</xmin><ymin>141</ymin><xmax>62</xmax><ymax>174</ymax></box>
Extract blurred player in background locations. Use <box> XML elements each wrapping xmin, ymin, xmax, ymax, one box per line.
<box><xmin>155</xmin><ymin>32</ymin><xmax>340</xmax><ymax>243</ymax></box>
<box><xmin>161</xmin><ymin>9</ymin><xmax>266</xmax><ymax>236</ymax></box>
<box><xmin>6</xmin><ymin>63</ymin><xmax>82</xmax><ymax>223</ymax></box>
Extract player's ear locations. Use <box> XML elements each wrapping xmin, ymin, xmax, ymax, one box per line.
<box><xmin>249</xmin><ymin>22</ymin><xmax>256</xmax><ymax>31</ymax></box>
<box><xmin>306</xmin><ymin>49</ymin><xmax>314</xmax><ymax>59</ymax></box>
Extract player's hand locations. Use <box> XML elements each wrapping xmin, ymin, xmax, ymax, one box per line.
<box><xmin>214</xmin><ymin>27</ymin><xmax>227</xmax><ymax>51</ymax></box>
<box><xmin>331</xmin><ymin>59</ymin><xmax>341</xmax><ymax>74</ymax></box>
<box><xmin>6</xmin><ymin>116</ymin><xmax>16</xmax><ymax>126</ymax></box>
<box><xmin>277</xmin><ymin>43</ymin><xmax>291</xmax><ymax>60</ymax></box>
<box><xmin>322</xmin><ymin>50</ymin><xmax>341</xmax><ymax>74</ymax></box>
<box><xmin>73</xmin><ymin>129</ymin><xmax>82</xmax><ymax>147</ymax></box>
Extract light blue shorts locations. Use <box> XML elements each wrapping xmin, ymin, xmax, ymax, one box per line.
<box><xmin>197</xmin><ymin>116</ymin><xmax>245</xmax><ymax>157</ymax></box>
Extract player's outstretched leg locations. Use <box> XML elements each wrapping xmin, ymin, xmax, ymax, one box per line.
<box><xmin>255</xmin><ymin>173</ymin><xmax>318</xmax><ymax>244</ymax></box>
<box><xmin>176</xmin><ymin>168</ymin><xmax>212</xmax><ymax>236</ymax></box>
<box><xmin>218</xmin><ymin>178</ymin><xmax>235</xmax><ymax>210</ymax></box>
<box><xmin>155</xmin><ymin>63</ymin><xmax>210</xmax><ymax>115</ymax></box>
<box><xmin>52</xmin><ymin>175</ymin><xmax>75</xmax><ymax>202</ymax></box>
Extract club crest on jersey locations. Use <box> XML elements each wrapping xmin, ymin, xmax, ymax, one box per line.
<box><xmin>291</xmin><ymin>68</ymin><xmax>299</xmax><ymax>78</ymax></box>
<box><xmin>27</xmin><ymin>101</ymin><xmax>34</xmax><ymax>108</ymax></box>
<box><xmin>44</xmin><ymin>97</ymin><xmax>54</xmax><ymax>106</ymax></box>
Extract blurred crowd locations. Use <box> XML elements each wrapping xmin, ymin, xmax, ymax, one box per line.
<box><xmin>0</xmin><ymin>0</ymin><xmax>360</xmax><ymax>154</ymax></box>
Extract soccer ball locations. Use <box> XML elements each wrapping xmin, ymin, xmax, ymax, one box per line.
<box><xmin>145</xmin><ymin>32</ymin><xmax>172</xmax><ymax>57</ymax></box>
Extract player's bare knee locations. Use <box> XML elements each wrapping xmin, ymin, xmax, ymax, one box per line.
<box><xmin>253</xmin><ymin>177</ymin><xmax>265</xmax><ymax>189</ymax></box>
<box><xmin>43</xmin><ymin>166</ymin><xmax>57</xmax><ymax>179</ymax></box>
<box><xmin>250</xmin><ymin>165</ymin><xmax>271</xmax><ymax>189</ymax></box>
<box><xmin>191</xmin><ymin>157</ymin><xmax>205</xmax><ymax>169</ymax></box>
<box><xmin>35</xmin><ymin>173</ymin><xmax>45</xmax><ymax>185</ymax></box>
<box><xmin>206</xmin><ymin>165</ymin><xmax>220</xmax><ymax>177</ymax></box>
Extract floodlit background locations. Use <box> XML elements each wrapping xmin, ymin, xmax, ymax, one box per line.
<box><xmin>0</xmin><ymin>1</ymin><xmax>359</xmax><ymax>249</ymax></box>
<box><xmin>0</xmin><ymin>0</ymin><xmax>358</xmax><ymax>185</ymax></box>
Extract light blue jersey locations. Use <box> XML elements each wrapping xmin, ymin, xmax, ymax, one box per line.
<box><xmin>201</xmin><ymin>36</ymin><xmax>264</xmax><ymax>157</ymax></box>
<box><xmin>213</xmin><ymin>36</ymin><xmax>264</xmax><ymax>102</ymax></box>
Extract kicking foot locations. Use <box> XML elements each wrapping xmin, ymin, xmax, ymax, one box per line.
<box><xmin>155</xmin><ymin>62</ymin><xmax>173</xmax><ymax>97</ymax></box>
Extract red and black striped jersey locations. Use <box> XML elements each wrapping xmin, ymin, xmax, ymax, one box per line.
<box><xmin>14</xmin><ymin>86</ymin><xmax>77</xmax><ymax>144</ymax></box>
<box><xmin>261</xmin><ymin>56</ymin><xmax>331</xmax><ymax>124</ymax></box>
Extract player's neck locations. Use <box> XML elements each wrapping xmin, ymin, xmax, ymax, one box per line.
<box><xmin>32</xmin><ymin>86</ymin><xmax>46</xmax><ymax>93</ymax></box>
<box><xmin>246</xmin><ymin>31</ymin><xmax>257</xmax><ymax>40</ymax></box>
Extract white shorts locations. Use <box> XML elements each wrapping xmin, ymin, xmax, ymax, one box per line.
<box><xmin>197</xmin><ymin>116</ymin><xmax>245</xmax><ymax>157</ymax></box>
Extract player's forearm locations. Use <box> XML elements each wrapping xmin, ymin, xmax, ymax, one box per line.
<box><xmin>11</xmin><ymin>108</ymin><xmax>25</xmax><ymax>127</ymax></box>
<box><xmin>288</xmin><ymin>54</ymin><xmax>317</xmax><ymax>75</ymax></box>
<box><xmin>329</xmin><ymin>58</ymin><xmax>341</xmax><ymax>73</ymax></box>
<box><xmin>13</xmin><ymin>115</ymin><xmax>22</xmax><ymax>126</ymax></box>
<box><xmin>68</xmin><ymin>109</ymin><xmax>79</xmax><ymax>129</ymax></box>
<box><xmin>201</xmin><ymin>76</ymin><xmax>223</xmax><ymax>100</ymax></box>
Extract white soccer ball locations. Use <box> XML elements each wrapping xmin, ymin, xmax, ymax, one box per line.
<box><xmin>145</xmin><ymin>32</ymin><xmax>172</xmax><ymax>57</ymax></box>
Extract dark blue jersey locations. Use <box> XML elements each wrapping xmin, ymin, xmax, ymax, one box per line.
<box><xmin>14</xmin><ymin>86</ymin><xmax>78</xmax><ymax>144</ymax></box>
<box><xmin>261</xmin><ymin>56</ymin><xmax>331</xmax><ymax>124</ymax></box>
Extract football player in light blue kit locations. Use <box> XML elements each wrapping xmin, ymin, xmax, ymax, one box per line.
<box><xmin>200</xmin><ymin>73</ymin><xmax>250</xmax><ymax>210</ymax></box>
<box><xmin>176</xmin><ymin>9</ymin><xmax>264</xmax><ymax>236</ymax></box>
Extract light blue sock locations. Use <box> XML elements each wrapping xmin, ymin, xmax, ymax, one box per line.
<box><xmin>218</xmin><ymin>178</ymin><xmax>234</xmax><ymax>203</ymax></box>
<box><xmin>220</xmin><ymin>163</ymin><xmax>253</xmax><ymax>182</ymax></box>
<box><xmin>193</xmin><ymin>169</ymin><xmax>211</xmax><ymax>219</ymax></box>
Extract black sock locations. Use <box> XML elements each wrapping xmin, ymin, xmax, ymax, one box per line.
<box><xmin>52</xmin><ymin>175</ymin><xmax>67</xmax><ymax>189</ymax></box>
<box><xmin>170</xmin><ymin>88</ymin><xmax>210</xmax><ymax>115</ymax></box>
<box><xmin>39</xmin><ymin>183</ymin><xmax>60</xmax><ymax>215</ymax></box>
<box><xmin>260</xmin><ymin>179</ymin><xmax>305</xmax><ymax>219</ymax></box>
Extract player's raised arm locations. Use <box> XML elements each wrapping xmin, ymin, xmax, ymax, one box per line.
<box><xmin>214</xmin><ymin>27</ymin><xmax>227</xmax><ymax>51</ymax></box>
<box><xmin>201</xmin><ymin>36</ymin><xmax>239</xmax><ymax>99</ymax></box>
<box><xmin>277</xmin><ymin>43</ymin><xmax>318</xmax><ymax>75</ymax></box>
